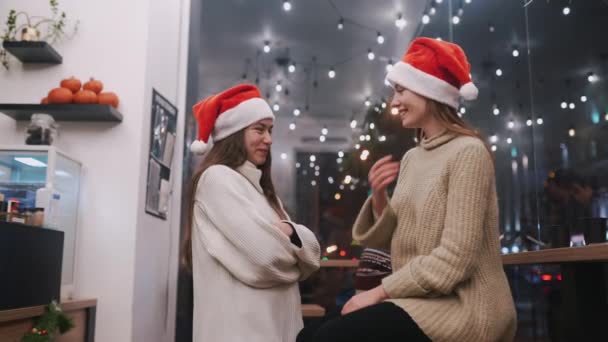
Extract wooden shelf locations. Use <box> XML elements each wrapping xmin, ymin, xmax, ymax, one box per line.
<box><xmin>320</xmin><ymin>244</ymin><xmax>608</xmax><ymax>268</ymax></box>
<box><xmin>301</xmin><ymin>304</ymin><xmax>325</xmax><ymax>318</ymax></box>
<box><xmin>502</xmin><ymin>243</ymin><xmax>608</xmax><ymax>265</ymax></box>
<box><xmin>0</xmin><ymin>104</ymin><xmax>123</xmax><ymax>122</ymax></box>
<box><xmin>320</xmin><ymin>259</ymin><xmax>359</xmax><ymax>268</ymax></box>
<box><xmin>2</xmin><ymin>41</ymin><xmax>62</xmax><ymax>64</ymax></box>
<box><xmin>0</xmin><ymin>299</ymin><xmax>97</xmax><ymax>323</ymax></box>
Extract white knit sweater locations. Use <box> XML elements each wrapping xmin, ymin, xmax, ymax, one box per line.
<box><xmin>192</xmin><ymin>161</ymin><xmax>320</xmax><ymax>342</ymax></box>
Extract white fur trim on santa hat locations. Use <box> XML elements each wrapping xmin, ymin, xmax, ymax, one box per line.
<box><xmin>190</xmin><ymin>139</ymin><xmax>209</xmax><ymax>155</ymax></box>
<box><xmin>459</xmin><ymin>82</ymin><xmax>478</xmax><ymax>100</ymax></box>
<box><xmin>213</xmin><ymin>97</ymin><xmax>275</xmax><ymax>142</ymax></box>
<box><xmin>386</xmin><ymin>61</ymin><xmax>461</xmax><ymax>109</ymax></box>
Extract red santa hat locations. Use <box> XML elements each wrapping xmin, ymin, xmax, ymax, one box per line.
<box><xmin>386</xmin><ymin>37</ymin><xmax>478</xmax><ymax>109</ymax></box>
<box><xmin>190</xmin><ymin>83</ymin><xmax>275</xmax><ymax>154</ymax></box>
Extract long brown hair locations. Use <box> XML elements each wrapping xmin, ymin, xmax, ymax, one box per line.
<box><xmin>181</xmin><ymin>129</ymin><xmax>287</xmax><ymax>271</ymax></box>
<box><xmin>418</xmin><ymin>99</ymin><xmax>493</xmax><ymax>157</ymax></box>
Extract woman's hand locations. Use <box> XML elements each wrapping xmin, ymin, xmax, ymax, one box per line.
<box><xmin>341</xmin><ymin>285</ymin><xmax>389</xmax><ymax>315</ymax></box>
<box><xmin>369</xmin><ymin>156</ymin><xmax>400</xmax><ymax>216</ymax></box>
<box><xmin>275</xmin><ymin>222</ymin><xmax>294</xmax><ymax>237</ymax></box>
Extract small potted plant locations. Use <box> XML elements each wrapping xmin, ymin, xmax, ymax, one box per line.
<box><xmin>1</xmin><ymin>0</ymin><xmax>78</xmax><ymax>69</ymax></box>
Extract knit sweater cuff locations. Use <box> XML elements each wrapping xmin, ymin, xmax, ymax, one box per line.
<box><xmin>382</xmin><ymin>262</ymin><xmax>428</xmax><ymax>298</ymax></box>
<box><xmin>352</xmin><ymin>196</ymin><xmax>397</xmax><ymax>249</ymax></box>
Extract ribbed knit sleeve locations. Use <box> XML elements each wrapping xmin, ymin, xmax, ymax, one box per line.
<box><xmin>382</xmin><ymin>143</ymin><xmax>494</xmax><ymax>298</ymax></box>
<box><xmin>195</xmin><ymin>166</ymin><xmax>303</xmax><ymax>288</ymax></box>
<box><xmin>282</xmin><ymin>221</ymin><xmax>321</xmax><ymax>280</ymax></box>
<box><xmin>352</xmin><ymin>195</ymin><xmax>398</xmax><ymax>250</ymax></box>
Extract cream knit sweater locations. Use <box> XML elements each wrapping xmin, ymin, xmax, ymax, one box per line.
<box><xmin>192</xmin><ymin>161</ymin><xmax>320</xmax><ymax>342</ymax></box>
<box><xmin>353</xmin><ymin>131</ymin><xmax>517</xmax><ymax>342</ymax></box>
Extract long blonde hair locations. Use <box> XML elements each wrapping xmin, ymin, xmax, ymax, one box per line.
<box><xmin>418</xmin><ymin>99</ymin><xmax>493</xmax><ymax>158</ymax></box>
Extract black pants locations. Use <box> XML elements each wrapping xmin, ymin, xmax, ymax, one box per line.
<box><xmin>297</xmin><ymin>302</ymin><xmax>431</xmax><ymax>342</ymax></box>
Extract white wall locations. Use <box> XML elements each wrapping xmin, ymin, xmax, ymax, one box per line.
<box><xmin>131</xmin><ymin>0</ymin><xmax>189</xmax><ymax>340</ymax></box>
<box><xmin>0</xmin><ymin>1</ymin><xmax>189</xmax><ymax>341</ymax></box>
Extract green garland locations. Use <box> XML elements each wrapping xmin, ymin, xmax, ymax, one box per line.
<box><xmin>21</xmin><ymin>301</ymin><xmax>74</xmax><ymax>342</ymax></box>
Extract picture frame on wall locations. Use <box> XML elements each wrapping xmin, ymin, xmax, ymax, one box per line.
<box><xmin>145</xmin><ymin>89</ymin><xmax>178</xmax><ymax>220</ymax></box>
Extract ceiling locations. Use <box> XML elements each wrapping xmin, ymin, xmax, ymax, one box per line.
<box><xmin>195</xmin><ymin>0</ymin><xmax>427</xmax><ymax>124</ymax></box>
<box><xmin>192</xmin><ymin>0</ymin><xmax>608</xmax><ymax>162</ymax></box>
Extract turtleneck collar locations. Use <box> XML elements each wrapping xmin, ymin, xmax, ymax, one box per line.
<box><xmin>420</xmin><ymin>129</ymin><xmax>458</xmax><ymax>150</ymax></box>
<box><xmin>236</xmin><ymin>160</ymin><xmax>264</xmax><ymax>194</ymax></box>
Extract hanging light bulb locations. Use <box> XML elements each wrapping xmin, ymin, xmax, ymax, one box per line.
<box><xmin>604</xmin><ymin>113</ymin><xmax>608</xmax><ymax>121</ymax></box>
<box><xmin>493</xmin><ymin>105</ymin><xmax>500</xmax><ymax>116</ymax></box>
<box><xmin>337</xmin><ymin>17</ymin><xmax>344</xmax><ymax>30</ymax></box>
<box><xmin>430</xmin><ymin>6</ymin><xmax>436</xmax><ymax>15</ymax></box>
<box><xmin>436</xmin><ymin>0</ymin><xmax>443</xmax><ymax>3</ymax></box>
<box><xmin>280</xmin><ymin>153</ymin><xmax>287</xmax><ymax>160</ymax></box>
<box><xmin>275</xmin><ymin>81</ymin><xmax>282</xmax><ymax>92</ymax></box>
<box><xmin>338</xmin><ymin>151</ymin><xmax>344</xmax><ymax>158</ymax></box>
<box><xmin>311</xmin><ymin>180</ymin><xmax>317</xmax><ymax>186</ymax></box>
<box><xmin>355</xmin><ymin>144</ymin><xmax>360</xmax><ymax>150</ymax></box>
<box><xmin>321</xmin><ymin>127</ymin><xmax>328</xmax><ymax>135</ymax></box>
<box><xmin>282</xmin><ymin>1</ymin><xmax>292</xmax><ymax>12</ymax></box>
<box><xmin>569</xmin><ymin>102</ymin><xmax>575</xmax><ymax>110</ymax></box>
<box><xmin>263</xmin><ymin>41</ymin><xmax>271</xmax><ymax>53</ymax></box>
<box><xmin>364</xmin><ymin>98</ymin><xmax>371</xmax><ymax>106</ymax></box>
<box><xmin>489</xmin><ymin>25</ymin><xmax>495</xmax><ymax>32</ymax></box>
<box><xmin>293</xmin><ymin>108</ymin><xmax>301</xmax><ymax>116</ymax></box>
<box><xmin>561</xmin><ymin>101</ymin><xmax>568</xmax><ymax>109</ymax></box>
<box><xmin>273</xmin><ymin>103</ymin><xmax>280</xmax><ymax>111</ymax></box>
<box><xmin>587</xmin><ymin>72</ymin><xmax>599</xmax><ymax>83</ymax></box>
<box><xmin>512</xmin><ymin>48</ymin><xmax>520</xmax><ymax>57</ymax></box>
<box><xmin>367</xmin><ymin>49</ymin><xmax>375</xmax><ymax>61</ymax></box>
<box><xmin>386</xmin><ymin>60</ymin><xmax>394</xmax><ymax>72</ymax></box>
<box><xmin>490</xmin><ymin>134</ymin><xmax>498</xmax><ymax>143</ymax></box>
<box><xmin>344</xmin><ymin>175</ymin><xmax>352</xmax><ymax>184</ymax></box>
<box><xmin>507</xmin><ymin>137</ymin><xmax>513</xmax><ymax>144</ymax></box>
<box><xmin>350</xmin><ymin>119</ymin><xmax>357</xmax><ymax>129</ymax></box>
<box><xmin>376</xmin><ymin>32</ymin><xmax>385</xmax><ymax>44</ymax></box>
<box><xmin>369</xmin><ymin>123</ymin><xmax>375</xmax><ymax>129</ymax></box>
<box><xmin>295</xmin><ymin>162</ymin><xmax>300</xmax><ymax>168</ymax></box>
<box><xmin>288</xmin><ymin>62</ymin><xmax>296</xmax><ymax>73</ymax></box>
<box><xmin>289</xmin><ymin>122</ymin><xmax>296</xmax><ymax>130</ymax></box>
<box><xmin>491</xmin><ymin>145</ymin><xmax>498</xmax><ymax>152</ymax></box>
<box><xmin>319</xmin><ymin>135</ymin><xmax>326</xmax><ymax>142</ymax></box>
<box><xmin>496</xmin><ymin>68</ymin><xmax>503</xmax><ymax>77</ymax></box>
<box><xmin>508</xmin><ymin>120</ymin><xmax>515</xmax><ymax>129</ymax></box>
<box><xmin>381</xmin><ymin>101</ymin><xmax>387</xmax><ymax>109</ymax></box>
<box><xmin>359</xmin><ymin>135</ymin><xmax>365</xmax><ymax>141</ymax></box>
<box><xmin>309</xmin><ymin>155</ymin><xmax>316</xmax><ymax>162</ymax></box>
<box><xmin>395</xmin><ymin>13</ymin><xmax>407</xmax><ymax>30</ymax></box>
<box><xmin>568</xmin><ymin>127</ymin><xmax>576</xmax><ymax>137</ymax></box>
<box><xmin>536</xmin><ymin>117</ymin><xmax>544</xmax><ymax>125</ymax></box>
<box><xmin>452</xmin><ymin>16</ymin><xmax>461</xmax><ymax>25</ymax></box>
<box><xmin>360</xmin><ymin>149</ymin><xmax>370</xmax><ymax>161</ymax></box>
<box><xmin>365</xmin><ymin>135</ymin><xmax>371</xmax><ymax>141</ymax></box>
<box><xmin>526</xmin><ymin>118</ymin><xmax>533</xmax><ymax>126</ymax></box>
<box><xmin>328</xmin><ymin>68</ymin><xmax>336</xmax><ymax>79</ymax></box>
<box><xmin>460</xmin><ymin>107</ymin><xmax>466</xmax><ymax>115</ymax></box>
<box><xmin>465</xmin><ymin>0</ymin><xmax>472</xmax><ymax>3</ymax></box>
<box><xmin>562</xmin><ymin>7</ymin><xmax>571</xmax><ymax>15</ymax></box>
<box><xmin>379</xmin><ymin>135</ymin><xmax>387</xmax><ymax>142</ymax></box>
<box><xmin>580</xmin><ymin>95</ymin><xmax>587</xmax><ymax>102</ymax></box>
<box><xmin>422</xmin><ymin>14</ymin><xmax>430</xmax><ymax>24</ymax></box>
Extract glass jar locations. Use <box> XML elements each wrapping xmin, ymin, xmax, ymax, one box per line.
<box><xmin>26</xmin><ymin>114</ymin><xmax>58</xmax><ymax>145</ymax></box>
